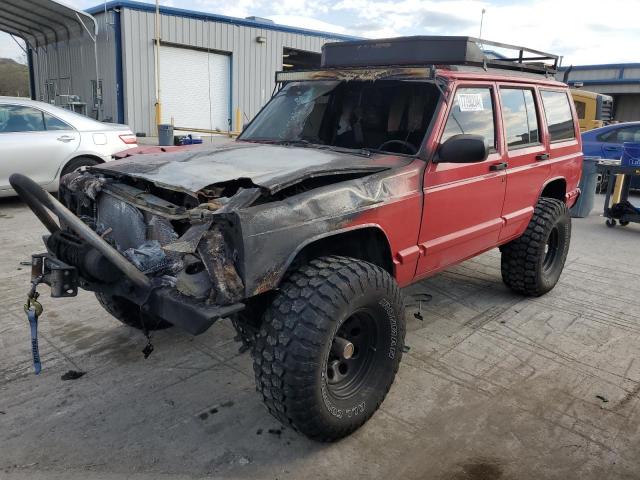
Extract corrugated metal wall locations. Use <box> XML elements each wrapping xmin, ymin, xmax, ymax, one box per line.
<box><xmin>614</xmin><ymin>95</ymin><xmax>640</xmax><ymax>122</ymax></box>
<box><xmin>31</xmin><ymin>12</ymin><xmax>118</xmax><ymax>122</ymax></box>
<box><xmin>120</xmin><ymin>8</ymin><xmax>343</xmax><ymax>136</ymax></box>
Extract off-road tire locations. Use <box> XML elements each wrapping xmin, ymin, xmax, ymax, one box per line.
<box><xmin>501</xmin><ymin>197</ymin><xmax>571</xmax><ymax>296</ymax></box>
<box><xmin>95</xmin><ymin>293</ymin><xmax>172</xmax><ymax>331</ymax></box>
<box><xmin>253</xmin><ymin>255</ymin><xmax>405</xmax><ymax>441</ymax></box>
<box><xmin>60</xmin><ymin>156</ymin><xmax>99</xmax><ymax>178</ymax></box>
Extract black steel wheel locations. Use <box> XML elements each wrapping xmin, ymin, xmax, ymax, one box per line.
<box><xmin>253</xmin><ymin>256</ymin><xmax>405</xmax><ymax>441</ymax></box>
<box><xmin>501</xmin><ymin>197</ymin><xmax>571</xmax><ymax>296</ymax></box>
<box><xmin>606</xmin><ymin>218</ymin><xmax>616</xmax><ymax>228</ymax></box>
<box><xmin>620</xmin><ymin>220</ymin><xmax>630</xmax><ymax>227</ymax></box>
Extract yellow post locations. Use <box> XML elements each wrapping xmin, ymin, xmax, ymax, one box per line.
<box><xmin>235</xmin><ymin>107</ymin><xmax>242</xmax><ymax>134</ymax></box>
<box><xmin>612</xmin><ymin>174</ymin><xmax>626</xmax><ymax>204</ymax></box>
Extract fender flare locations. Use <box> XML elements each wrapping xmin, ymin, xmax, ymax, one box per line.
<box><xmin>537</xmin><ymin>176</ymin><xmax>568</xmax><ymax>202</ymax></box>
<box><xmin>276</xmin><ymin>222</ymin><xmax>394</xmax><ymax>285</ymax></box>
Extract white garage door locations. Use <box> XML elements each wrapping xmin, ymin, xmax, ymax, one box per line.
<box><xmin>159</xmin><ymin>46</ymin><xmax>230</xmax><ymax>132</ymax></box>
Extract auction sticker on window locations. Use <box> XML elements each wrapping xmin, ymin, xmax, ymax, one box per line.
<box><xmin>457</xmin><ymin>93</ymin><xmax>484</xmax><ymax>112</ymax></box>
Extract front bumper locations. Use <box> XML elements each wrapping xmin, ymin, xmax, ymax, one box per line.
<box><xmin>13</xmin><ymin>173</ymin><xmax>244</xmax><ymax>336</ymax></box>
<box><xmin>31</xmin><ymin>251</ymin><xmax>244</xmax><ymax>335</ymax></box>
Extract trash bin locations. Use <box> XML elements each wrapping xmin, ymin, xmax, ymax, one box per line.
<box><xmin>570</xmin><ymin>156</ymin><xmax>600</xmax><ymax>218</ymax></box>
<box><xmin>158</xmin><ymin>124</ymin><xmax>174</xmax><ymax>146</ymax></box>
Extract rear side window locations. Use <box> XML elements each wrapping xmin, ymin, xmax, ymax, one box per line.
<box><xmin>441</xmin><ymin>87</ymin><xmax>495</xmax><ymax>148</ymax></box>
<box><xmin>43</xmin><ymin>112</ymin><xmax>72</xmax><ymax>130</ymax></box>
<box><xmin>500</xmin><ymin>88</ymin><xmax>540</xmax><ymax>149</ymax></box>
<box><xmin>541</xmin><ymin>90</ymin><xmax>576</xmax><ymax>142</ymax></box>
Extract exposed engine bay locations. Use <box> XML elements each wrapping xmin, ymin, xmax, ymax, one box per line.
<box><xmin>53</xmin><ymin>168</ymin><xmax>258</xmax><ymax>331</ymax></box>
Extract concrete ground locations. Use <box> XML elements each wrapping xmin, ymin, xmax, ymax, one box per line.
<box><xmin>1</xmin><ymin>194</ymin><xmax>640</xmax><ymax>480</ymax></box>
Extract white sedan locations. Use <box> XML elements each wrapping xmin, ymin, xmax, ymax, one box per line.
<box><xmin>0</xmin><ymin>97</ymin><xmax>137</xmax><ymax>197</ymax></box>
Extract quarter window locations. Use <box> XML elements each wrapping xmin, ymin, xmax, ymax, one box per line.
<box><xmin>500</xmin><ymin>88</ymin><xmax>540</xmax><ymax>149</ymax></box>
<box><xmin>0</xmin><ymin>105</ymin><xmax>46</xmax><ymax>133</ymax></box>
<box><xmin>44</xmin><ymin>112</ymin><xmax>72</xmax><ymax>130</ymax></box>
<box><xmin>441</xmin><ymin>87</ymin><xmax>495</xmax><ymax>148</ymax></box>
<box><xmin>541</xmin><ymin>90</ymin><xmax>576</xmax><ymax>142</ymax></box>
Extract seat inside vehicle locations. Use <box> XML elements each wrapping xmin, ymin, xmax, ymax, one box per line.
<box><xmin>243</xmin><ymin>80</ymin><xmax>439</xmax><ymax>155</ymax></box>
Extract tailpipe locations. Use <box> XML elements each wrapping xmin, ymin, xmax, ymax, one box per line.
<box><xmin>9</xmin><ymin>174</ymin><xmax>151</xmax><ymax>289</ymax></box>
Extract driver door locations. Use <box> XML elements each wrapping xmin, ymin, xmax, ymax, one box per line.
<box><xmin>415</xmin><ymin>84</ymin><xmax>507</xmax><ymax>278</ymax></box>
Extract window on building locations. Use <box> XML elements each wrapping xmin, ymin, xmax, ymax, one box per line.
<box><xmin>0</xmin><ymin>105</ymin><xmax>46</xmax><ymax>133</ymax></box>
<box><xmin>541</xmin><ymin>90</ymin><xmax>576</xmax><ymax>142</ymax></box>
<box><xmin>500</xmin><ymin>88</ymin><xmax>540</xmax><ymax>149</ymax></box>
<box><xmin>441</xmin><ymin>87</ymin><xmax>495</xmax><ymax>147</ymax></box>
<box><xmin>574</xmin><ymin>100</ymin><xmax>586</xmax><ymax>119</ymax></box>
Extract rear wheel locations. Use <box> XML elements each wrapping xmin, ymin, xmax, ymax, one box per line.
<box><xmin>95</xmin><ymin>292</ymin><xmax>172</xmax><ymax>331</ymax></box>
<box><xmin>60</xmin><ymin>156</ymin><xmax>99</xmax><ymax>178</ymax></box>
<box><xmin>253</xmin><ymin>256</ymin><xmax>405</xmax><ymax>441</ymax></box>
<box><xmin>501</xmin><ymin>198</ymin><xmax>571</xmax><ymax>296</ymax></box>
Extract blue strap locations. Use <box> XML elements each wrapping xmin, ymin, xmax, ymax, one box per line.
<box><xmin>27</xmin><ymin>309</ymin><xmax>41</xmax><ymax>375</ymax></box>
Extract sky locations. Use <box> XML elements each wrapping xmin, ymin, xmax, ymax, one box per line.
<box><xmin>1</xmin><ymin>0</ymin><xmax>638</xmax><ymax>66</ymax></box>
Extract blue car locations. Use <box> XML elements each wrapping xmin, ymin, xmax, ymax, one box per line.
<box><xmin>582</xmin><ymin>122</ymin><xmax>640</xmax><ymax>189</ymax></box>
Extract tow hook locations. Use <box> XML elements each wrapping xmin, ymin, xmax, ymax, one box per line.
<box><xmin>23</xmin><ymin>276</ymin><xmax>44</xmax><ymax>374</ymax></box>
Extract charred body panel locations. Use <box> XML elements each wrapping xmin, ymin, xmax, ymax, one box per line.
<box><xmin>50</xmin><ymin>145</ymin><xmax>422</xmax><ymax>335</ymax></box>
<box><xmin>236</xmin><ymin>160</ymin><xmax>425</xmax><ymax>296</ymax></box>
<box><xmin>91</xmin><ymin>143</ymin><xmax>400</xmax><ymax>195</ymax></box>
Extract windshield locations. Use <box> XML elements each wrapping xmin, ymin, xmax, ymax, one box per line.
<box><xmin>240</xmin><ymin>80</ymin><xmax>440</xmax><ymax>155</ymax></box>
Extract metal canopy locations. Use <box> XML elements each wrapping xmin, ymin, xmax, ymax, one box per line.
<box><xmin>0</xmin><ymin>0</ymin><xmax>97</xmax><ymax>50</ymax></box>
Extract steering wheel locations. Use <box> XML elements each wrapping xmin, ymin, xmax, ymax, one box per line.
<box><xmin>377</xmin><ymin>139</ymin><xmax>418</xmax><ymax>154</ymax></box>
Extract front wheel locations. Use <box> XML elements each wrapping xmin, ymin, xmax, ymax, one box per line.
<box><xmin>501</xmin><ymin>198</ymin><xmax>571</xmax><ymax>296</ymax></box>
<box><xmin>252</xmin><ymin>256</ymin><xmax>405</xmax><ymax>441</ymax></box>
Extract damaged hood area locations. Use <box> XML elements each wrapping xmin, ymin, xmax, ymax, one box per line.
<box><xmin>91</xmin><ymin>141</ymin><xmax>407</xmax><ymax>194</ymax></box>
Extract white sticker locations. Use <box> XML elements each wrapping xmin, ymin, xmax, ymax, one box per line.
<box><xmin>458</xmin><ymin>93</ymin><xmax>484</xmax><ymax>112</ymax></box>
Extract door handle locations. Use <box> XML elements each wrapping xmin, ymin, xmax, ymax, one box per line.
<box><xmin>489</xmin><ymin>162</ymin><xmax>508</xmax><ymax>171</ymax></box>
<box><xmin>603</xmin><ymin>146</ymin><xmax>619</xmax><ymax>151</ymax></box>
<box><xmin>536</xmin><ymin>153</ymin><xmax>550</xmax><ymax>161</ymax></box>
<box><xmin>56</xmin><ymin>135</ymin><xmax>75</xmax><ymax>143</ymax></box>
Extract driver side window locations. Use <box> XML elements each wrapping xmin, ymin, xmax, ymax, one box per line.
<box><xmin>441</xmin><ymin>87</ymin><xmax>495</xmax><ymax>148</ymax></box>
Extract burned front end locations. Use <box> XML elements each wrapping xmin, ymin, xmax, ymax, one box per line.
<box><xmin>14</xmin><ymin>168</ymin><xmax>253</xmax><ymax>335</ymax></box>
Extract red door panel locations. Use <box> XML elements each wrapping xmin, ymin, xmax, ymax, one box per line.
<box><xmin>415</xmin><ymin>83</ymin><xmax>507</xmax><ymax>279</ymax></box>
<box><xmin>497</xmin><ymin>86</ymin><xmax>550</xmax><ymax>241</ymax></box>
<box><xmin>418</xmin><ymin>156</ymin><xmax>506</xmax><ymax>274</ymax></box>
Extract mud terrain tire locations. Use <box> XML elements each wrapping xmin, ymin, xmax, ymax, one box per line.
<box><xmin>253</xmin><ymin>255</ymin><xmax>405</xmax><ymax>441</ymax></box>
<box><xmin>501</xmin><ymin>197</ymin><xmax>571</xmax><ymax>296</ymax></box>
<box><xmin>95</xmin><ymin>293</ymin><xmax>172</xmax><ymax>331</ymax></box>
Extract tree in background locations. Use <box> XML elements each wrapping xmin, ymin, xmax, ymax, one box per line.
<box><xmin>0</xmin><ymin>58</ymin><xmax>29</xmax><ymax>97</ymax></box>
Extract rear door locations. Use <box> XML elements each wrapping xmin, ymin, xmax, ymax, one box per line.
<box><xmin>497</xmin><ymin>85</ymin><xmax>550</xmax><ymax>241</ymax></box>
<box><xmin>0</xmin><ymin>104</ymin><xmax>80</xmax><ymax>191</ymax></box>
<box><xmin>416</xmin><ymin>83</ymin><xmax>507</xmax><ymax>277</ymax></box>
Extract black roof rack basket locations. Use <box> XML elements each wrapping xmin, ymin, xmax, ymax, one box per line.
<box><xmin>321</xmin><ymin>36</ymin><xmax>559</xmax><ymax>74</ymax></box>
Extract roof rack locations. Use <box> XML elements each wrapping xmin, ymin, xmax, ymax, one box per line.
<box><xmin>320</xmin><ymin>36</ymin><xmax>559</xmax><ymax>75</ymax></box>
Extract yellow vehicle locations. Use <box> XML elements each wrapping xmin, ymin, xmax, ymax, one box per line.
<box><xmin>570</xmin><ymin>89</ymin><xmax>613</xmax><ymax>132</ymax></box>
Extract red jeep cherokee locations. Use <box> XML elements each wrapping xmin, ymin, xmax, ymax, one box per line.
<box><xmin>12</xmin><ymin>36</ymin><xmax>581</xmax><ymax>441</ymax></box>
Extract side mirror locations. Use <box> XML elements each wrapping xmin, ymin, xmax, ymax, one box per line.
<box><xmin>436</xmin><ymin>134</ymin><xmax>488</xmax><ymax>163</ymax></box>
